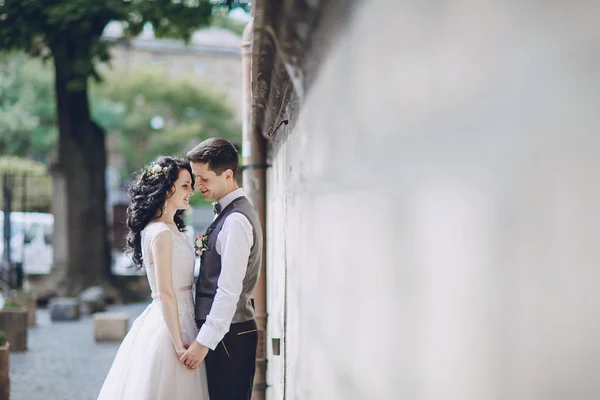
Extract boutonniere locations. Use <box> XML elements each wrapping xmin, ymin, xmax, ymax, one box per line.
<box><xmin>194</xmin><ymin>225</ymin><xmax>215</xmax><ymax>256</ymax></box>
<box><xmin>194</xmin><ymin>234</ymin><xmax>209</xmax><ymax>256</ymax></box>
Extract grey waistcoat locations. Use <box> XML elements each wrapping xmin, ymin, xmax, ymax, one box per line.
<box><xmin>195</xmin><ymin>196</ymin><xmax>263</xmax><ymax>324</ymax></box>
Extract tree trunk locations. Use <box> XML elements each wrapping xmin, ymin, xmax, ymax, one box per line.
<box><xmin>51</xmin><ymin>55</ymin><xmax>111</xmax><ymax>296</ymax></box>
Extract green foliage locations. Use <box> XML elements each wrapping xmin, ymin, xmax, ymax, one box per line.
<box><xmin>0</xmin><ymin>53</ymin><xmax>242</xmax><ymax>186</ymax></box>
<box><xmin>188</xmin><ymin>195</ymin><xmax>211</xmax><ymax>207</ymax></box>
<box><xmin>1</xmin><ymin>0</ymin><xmax>209</xmax><ymax>82</ymax></box>
<box><xmin>0</xmin><ymin>53</ymin><xmax>57</xmax><ymax>163</ymax></box>
<box><xmin>92</xmin><ymin>69</ymin><xmax>241</xmax><ymax>178</ymax></box>
<box><xmin>0</xmin><ymin>53</ymin><xmax>137</xmax><ymax>164</ymax></box>
<box><xmin>0</xmin><ymin>0</ymin><xmax>245</xmax><ymax>83</ymax></box>
<box><xmin>0</xmin><ymin>329</ymin><xmax>5</xmax><ymax>346</ymax></box>
<box><xmin>0</xmin><ymin>156</ymin><xmax>52</xmax><ymax>212</ymax></box>
<box><xmin>0</xmin><ymin>156</ymin><xmax>48</xmax><ymax>176</ymax></box>
<box><xmin>2</xmin><ymin>300</ymin><xmax>24</xmax><ymax>309</ymax></box>
<box><xmin>211</xmin><ymin>1</ymin><xmax>251</xmax><ymax>14</ymax></box>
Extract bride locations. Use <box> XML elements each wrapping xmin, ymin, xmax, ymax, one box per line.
<box><xmin>98</xmin><ymin>156</ymin><xmax>209</xmax><ymax>399</ymax></box>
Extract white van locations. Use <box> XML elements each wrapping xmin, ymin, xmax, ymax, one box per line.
<box><xmin>0</xmin><ymin>211</ymin><xmax>54</xmax><ymax>275</ymax></box>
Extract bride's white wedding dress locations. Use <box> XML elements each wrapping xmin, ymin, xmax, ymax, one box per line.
<box><xmin>98</xmin><ymin>221</ymin><xmax>209</xmax><ymax>400</ymax></box>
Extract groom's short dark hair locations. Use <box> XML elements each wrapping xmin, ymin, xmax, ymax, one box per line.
<box><xmin>187</xmin><ymin>138</ymin><xmax>238</xmax><ymax>176</ymax></box>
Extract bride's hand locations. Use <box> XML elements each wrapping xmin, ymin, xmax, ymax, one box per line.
<box><xmin>175</xmin><ymin>344</ymin><xmax>188</xmax><ymax>358</ymax></box>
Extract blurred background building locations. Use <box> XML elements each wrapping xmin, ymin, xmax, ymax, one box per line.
<box><xmin>103</xmin><ymin>22</ymin><xmax>243</xmax><ymax>121</ymax></box>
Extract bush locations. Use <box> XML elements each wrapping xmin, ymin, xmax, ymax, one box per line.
<box><xmin>3</xmin><ymin>300</ymin><xmax>24</xmax><ymax>309</ymax></box>
<box><xmin>0</xmin><ymin>329</ymin><xmax>5</xmax><ymax>346</ymax></box>
<box><xmin>0</xmin><ymin>156</ymin><xmax>51</xmax><ymax>212</ymax></box>
<box><xmin>0</xmin><ymin>156</ymin><xmax>48</xmax><ymax>175</ymax></box>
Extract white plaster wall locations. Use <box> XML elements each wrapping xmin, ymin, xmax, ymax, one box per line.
<box><xmin>266</xmin><ymin>0</ymin><xmax>600</xmax><ymax>398</ymax></box>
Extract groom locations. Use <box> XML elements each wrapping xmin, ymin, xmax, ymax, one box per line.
<box><xmin>181</xmin><ymin>137</ymin><xmax>263</xmax><ymax>400</ymax></box>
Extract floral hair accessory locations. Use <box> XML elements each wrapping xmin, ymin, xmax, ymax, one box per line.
<box><xmin>138</xmin><ymin>163</ymin><xmax>168</xmax><ymax>183</ymax></box>
<box><xmin>147</xmin><ymin>163</ymin><xmax>168</xmax><ymax>177</ymax></box>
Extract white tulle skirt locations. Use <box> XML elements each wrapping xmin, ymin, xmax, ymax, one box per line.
<box><xmin>97</xmin><ymin>300</ymin><xmax>209</xmax><ymax>400</ymax></box>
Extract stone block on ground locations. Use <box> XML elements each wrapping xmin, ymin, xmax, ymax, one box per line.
<box><xmin>93</xmin><ymin>312</ymin><xmax>129</xmax><ymax>342</ymax></box>
<box><xmin>78</xmin><ymin>286</ymin><xmax>106</xmax><ymax>315</ymax></box>
<box><xmin>49</xmin><ymin>297</ymin><xmax>80</xmax><ymax>321</ymax></box>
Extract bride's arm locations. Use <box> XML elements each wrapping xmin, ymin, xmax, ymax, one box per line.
<box><xmin>152</xmin><ymin>230</ymin><xmax>186</xmax><ymax>355</ymax></box>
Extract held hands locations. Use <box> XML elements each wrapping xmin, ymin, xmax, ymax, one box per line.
<box><xmin>179</xmin><ymin>341</ymin><xmax>209</xmax><ymax>371</ymax></box>
<box><xmin>175</xmin><ymin>343</ymin><xmax>188</xmax><ymax>359</ymax></box>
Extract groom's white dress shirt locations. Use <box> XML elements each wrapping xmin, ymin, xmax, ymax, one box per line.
<box><xmin>195</xmin><ymin>188</ymin><xmax>254</xmax><ymax>350</ymax></box>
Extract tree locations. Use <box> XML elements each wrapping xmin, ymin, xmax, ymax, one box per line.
<box><xmin>0</xmin><ymin>0</ymin><xmax>245</xmax><ymax>295</ymax></box>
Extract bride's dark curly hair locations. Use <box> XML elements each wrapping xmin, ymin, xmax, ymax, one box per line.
<box><xmin>125</xmin><ymin>156</ymin><xmax>194</xmax><ymax>270</ymax></box>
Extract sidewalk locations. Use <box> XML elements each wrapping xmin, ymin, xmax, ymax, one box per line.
<box><xmin>10</xmin><ymin>302</ymin><xmax>147</xmax><ymax>400</ymax></box>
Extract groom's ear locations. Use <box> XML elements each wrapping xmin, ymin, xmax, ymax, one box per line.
<box><xmin>225</xmin><ymin>169</ymin><xmax>234</xmax><ymax>181</ymax></box>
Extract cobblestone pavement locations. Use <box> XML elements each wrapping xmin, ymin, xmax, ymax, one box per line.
<box><xmin>10</xmin><ymin>302</ymin><xmax>147</xmax><ymax>400</ymax></box>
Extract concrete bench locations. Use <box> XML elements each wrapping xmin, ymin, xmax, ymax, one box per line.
<box><xmin>49</xmin><ymin>297</ymin><xmax>80</xmax><ymax>321</ymax></box>
<box><xmin>79</xmin><ymin>286</ymin><xmax>106</xmax><ymax>315</ymax></box>
<box><xmin>93</xmin><ymin>313</ymin><xmax>129</xmax><ymax>342</ymax></box>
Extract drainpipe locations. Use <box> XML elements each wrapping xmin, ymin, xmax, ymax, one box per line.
<box><xmin>241</xmin><ymin>19</ymin><xmax>268</xmax><ymax>400</ymax></box>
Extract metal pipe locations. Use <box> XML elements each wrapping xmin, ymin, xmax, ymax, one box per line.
<box><xmin>241</xmin><ymin>19</ymin><xmax>268</xmax><ymax>400</ymax></box>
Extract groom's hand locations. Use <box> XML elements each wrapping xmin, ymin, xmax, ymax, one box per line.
<box><xmin>180</xmin><ymin>340</ymin><xmax>209</xmax><ymax>370</ymax></box>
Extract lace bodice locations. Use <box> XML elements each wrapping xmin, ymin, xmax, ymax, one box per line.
<box><xmin>141</xmin><ymin>221</ymin><xmax>195</xmax><ymax>294</ymax></box>
<box><xmin>140</xmin><ymin>222</ymin><xmax>196</xmax><ymax>334</ymax></box>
